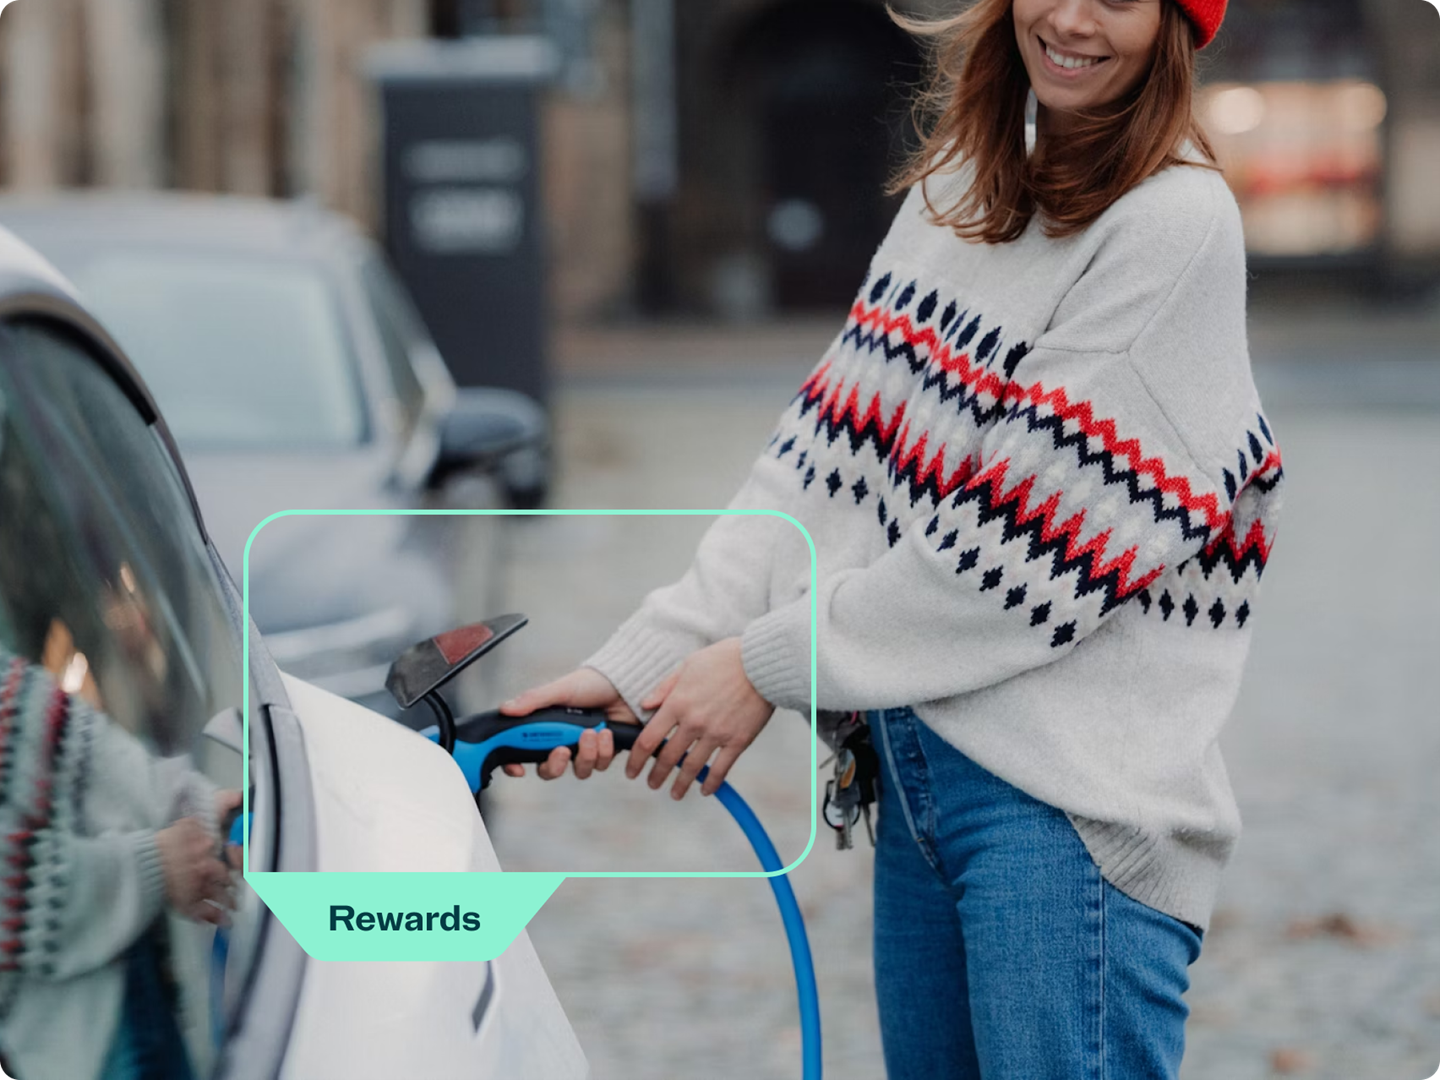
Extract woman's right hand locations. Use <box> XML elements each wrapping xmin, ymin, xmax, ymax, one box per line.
<box><xmin>498</xmin><ymin>668</ymin><xmax>640</xmax><ymax>780</ymax></box>
<box><xmin>156</xmin><ymin>817</ymin><xmax>234</xmax><ymax>925</ymax></box>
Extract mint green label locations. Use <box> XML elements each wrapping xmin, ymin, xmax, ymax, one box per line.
<box><xmin>247</xmin><ymin>872</ymin><xmax>565</xmax><ymax>961</ymax></box>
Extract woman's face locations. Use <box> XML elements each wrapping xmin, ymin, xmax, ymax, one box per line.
<box><xmin>1013</xmin><ymin>0</ymin><xmax>1164</xmax><ymax>119</ymax></box>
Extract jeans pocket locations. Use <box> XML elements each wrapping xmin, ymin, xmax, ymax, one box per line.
<box><xmin>875</xmin><ymin>708</ymin><xmax>943</xmax><ymax>873</ymax></box>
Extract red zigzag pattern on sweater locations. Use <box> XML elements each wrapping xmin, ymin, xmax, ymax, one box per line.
<box><xmin>794</xmin><ymin>296</ymin><xmax>1280</xmax><ymax>589</ymax></box>
<box><xmin>968</xmin><ymin>458</ymin><xmax>1167</xmax><ymax>600</ymax></box>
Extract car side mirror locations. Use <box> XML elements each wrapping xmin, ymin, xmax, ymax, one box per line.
<box><xmin>432</xmin><ymin>387</ymin><xmax>547</xmax><ymax>489</ymax></box>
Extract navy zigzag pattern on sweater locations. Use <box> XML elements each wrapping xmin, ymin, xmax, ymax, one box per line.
<box><xmin>772</xmin><ymin>267</ymin><xmax>1279</xmax><ymax>634</ymax></box>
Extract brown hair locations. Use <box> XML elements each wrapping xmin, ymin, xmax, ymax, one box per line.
<box><xmin>889</xmin><ymin>0</ymin><xmax>1218</xmax><ymax>244</ymax></box>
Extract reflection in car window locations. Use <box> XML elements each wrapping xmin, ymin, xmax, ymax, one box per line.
<box><xmin>67</xmin><ymin>251</ymin><xmax>368</xmax><ymax>451</ymax></box>
<box><xmin>0</xmin><ymin>319</ymin><xmax>251</xmax><ymax>1080</ymax></box>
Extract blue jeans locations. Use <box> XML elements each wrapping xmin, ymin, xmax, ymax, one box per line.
<box><xmin>870</xmin><ymin>707</ymin><xmax>1203</xmax><ymax>1080</ymax></box>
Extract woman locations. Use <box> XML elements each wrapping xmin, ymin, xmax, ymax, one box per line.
<box><xmin>0</xmin><ymin>644</ymin><xmax>239</xmax><ymax>1080</ymax></box>
<box><xmin>504</xmin><ymin>0</ymin><xmax>1282</xmax><ymax>1074</ymax></box>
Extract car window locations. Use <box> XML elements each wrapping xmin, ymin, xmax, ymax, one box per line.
<box><xmin>0</xmin><ymin>318</ymin><xmax>257</xmax><ymax>1080</ymax></box>
<box><xmin>64</xmin><ymin>250</ymin><xmax>369</xmax><ymax>451</ymax></box>
<box><xmin>360</xmin><ymin>256</ymin><xmax>429</xmax><ymax>435</ymax></box>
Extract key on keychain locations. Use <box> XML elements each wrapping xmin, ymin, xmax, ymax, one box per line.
<box><xmin>821</xmin><ymin>777</ymin><xmax>844</xmax><ymax>848</ymax></box>
<box><xmin>820</xmin><ymin>712</ymin><xmax>880</xmax><ymax>850</ymax></box>
<box><xmin>822</xmin><ymin>780</ymin><xmax>850</xmax><ymax>850</ymax></box>
<box><xmin>831</xmin><ymin>748</ymin><xmax>864</xmax><ymax>849</ymax></box>
<box><xmin>840</xmin><ymin>720</ymin><xmax>880</xmax><ymax>848</ymax></box>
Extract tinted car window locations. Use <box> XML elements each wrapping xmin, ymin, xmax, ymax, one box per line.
<box><xmin>0</xmin><ymin>318</ymin><xmax>253</xmax><ymax>1079</ymax></box>
<box><xmin>66</xmin><ymin>250</ymin><xmax>368</xmax><ymax>450</ymax></box>
<box><xmin>0</xmin><ymin>320</ymin><xmax>241</xmax><ymax>740</ymax></box>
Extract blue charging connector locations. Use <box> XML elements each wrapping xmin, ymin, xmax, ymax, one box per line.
<box><xmin>422</xmin><ymin>719</ymin><xmax>610</xmax><ymax>793</ymax></box>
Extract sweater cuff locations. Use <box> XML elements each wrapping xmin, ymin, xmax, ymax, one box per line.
<box><xmin>132</xmin><ymin>830</ymin><xmax>168</xmax><ymax>923</ymax></box>
<box><xmin>583</xmin><ymin>617</ymin><xmax>693</xmax><ymax>721</ymax></box>
<box><xmin>740</xmin><ymin>599</ymin><xmax>813</xmax><ymax>712</ymax></box>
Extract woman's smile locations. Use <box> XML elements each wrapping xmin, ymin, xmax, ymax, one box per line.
<box><xmin>1039</xmin><ymin>37</ymin><xmax>1109</xmax><ymax>74</ymax></box>
<box><xmin>1014</xmin><ymin>0</ymin><xmax>1162</xmax><ymax>125</ymax></box>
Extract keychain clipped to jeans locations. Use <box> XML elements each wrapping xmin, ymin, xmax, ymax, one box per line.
<box><xmin>821</xmin><ymin>712</ymin><xmax>881</xmax><ymax>849</ymax></box>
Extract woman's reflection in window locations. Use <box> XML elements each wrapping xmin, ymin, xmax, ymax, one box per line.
<box><xmin>0</xmin><ymin>643</ymin><xmax>239</xmax><ymax>1080</ymax></box>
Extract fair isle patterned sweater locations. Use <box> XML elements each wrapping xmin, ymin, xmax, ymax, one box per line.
<box><xmin>588</xmin><ymin>159</ymin><xmax>1284</xmax><ymax>931</ymax></box>
<box><xmin>0</xmin><ymin>647</ymin><xmax>217</xmax><ymax>1080</ymax></box>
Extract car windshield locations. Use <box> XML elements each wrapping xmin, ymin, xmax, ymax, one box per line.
<box><xmin>63</xmin><ymin>250</ymin><xmax>367</xmax><ymax>451</ymax></box>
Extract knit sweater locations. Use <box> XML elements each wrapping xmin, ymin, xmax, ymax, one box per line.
<box><xmin>0</xmin><ymin>647</ymin><xmax>219</xmax><ymax>1080</ymax></box>
<box><xmin>587</xmin><ymin>158</ymin><xmax>1283</xmax><ymax>933</ymax></box>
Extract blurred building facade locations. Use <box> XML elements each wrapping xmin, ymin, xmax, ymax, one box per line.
<box><xmin>1198</xmin><ymin>0</ymin><xmax>1440</xmax><ymax>277</ymax></box>
<box><xmin>0</xmin><ymin>0</ymin><xmax>1436</xmax><ymax>325</ymax></box>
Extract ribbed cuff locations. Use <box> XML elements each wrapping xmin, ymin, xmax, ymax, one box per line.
<box><xmin>582</xmin><ymin>617</ymin><xmax>693</xmax><ymax>721</ymax></box>
<box><xmin>133</xmin><ymin>831</ymin><xmax>168</xmax><ymax>921</ymax></box>
<box><xmin>740</xmin><ymin>600</ymin><xmax>813</xmax><ymax>713</ymax></box>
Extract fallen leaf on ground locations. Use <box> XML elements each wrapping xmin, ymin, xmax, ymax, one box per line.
<box><xmin>1284</xmin><ymin>911</ymin><xmax>1396</xmax><ymax>945</ymax></box>
<box><xmin>1269</xmin><ymin>1047</ymin><xmax>1315</xmax><ymax>1074</ymax></box>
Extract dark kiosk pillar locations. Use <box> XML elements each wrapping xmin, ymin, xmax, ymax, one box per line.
<box><xmin>367</xmin><ymin>37</ymin><xmax>559</xmax><ymax>403</ymax></box>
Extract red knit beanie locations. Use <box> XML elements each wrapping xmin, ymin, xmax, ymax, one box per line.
<box><xmin>1176</xmin><ymin>0</ymin><xmax>1227</xmax><ymax>49</ymax></box>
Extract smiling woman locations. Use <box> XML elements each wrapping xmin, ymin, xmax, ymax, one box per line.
<box><xmin>503</xmin><ymin>0</ymin><xmax>1283</xmax><ymax>1077</ymax></box>
<box><xmin>891</xmin><ymin>0</ymin><xmax>1220</xmax><ymax>242</ymax></box>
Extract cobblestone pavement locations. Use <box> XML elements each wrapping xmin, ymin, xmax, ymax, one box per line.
<box><xmin>477</xmin><ymin>310</ymin><xmax>1440</xmax><ymax>1080</ymax></box>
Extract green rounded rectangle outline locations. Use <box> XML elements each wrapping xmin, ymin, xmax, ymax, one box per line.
<box><xmin>239</xmin><ymin>508</ymin><xmax>818</xmax><ymax>960</ymax></box>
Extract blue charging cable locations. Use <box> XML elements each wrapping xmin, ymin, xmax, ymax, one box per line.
<box><xmin>701</xmin><ymin>765</ymin><xmax>823</xmax><ymax>1080</ymax></box>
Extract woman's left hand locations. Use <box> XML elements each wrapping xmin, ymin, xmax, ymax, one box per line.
<box><xmin>628</xmin><ymin>637</ymin><xmax>774</xmax><ymax>800</ymax></box>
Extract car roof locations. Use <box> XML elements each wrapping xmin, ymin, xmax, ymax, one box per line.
<box><xmin>0</xmin><ymin>223</ymin><xmax>160</xmax><ymax>421</ymax></box>
<box><xmin>0</xmin><ymin>222</ymin><xmax>209</xmax><ymax>536</ymax></box>
<box><xmin>0</xmin><ymin>222</ymin><xmax>87</xmax><ymax>306</ymax></box>
<box><xmin>0</xmin><ymin>190</ymin><xmax>369</xmax><ymax>262</ymax></box>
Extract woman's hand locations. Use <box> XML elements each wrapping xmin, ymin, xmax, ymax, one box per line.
<box><xmin>156</xmin><ymin>816</ymin><xmax>234</xmax><ymax>925</ymax></box>
<box><xmin>216</xmin><ymin>788</ymin><xmax>244</xmax><ymax>872</ymax></box>
<box><xmin>498</xmin><ymin>667</ymin><xmax>640</xmax><ymax>780</ymax></box>
<box><xmin>629</xmin><ymin>637</ymin><xmax>774</xmax><ymax>800</ymax></box>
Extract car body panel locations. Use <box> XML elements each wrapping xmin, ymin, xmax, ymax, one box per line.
<box><xmin>277</xmin><ymin>674</ymin><xmax>588</xmax><ymax>1079</ymax></box>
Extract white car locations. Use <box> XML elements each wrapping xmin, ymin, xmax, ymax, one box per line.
<box><xmin>0</xmin><ymin>228</ymin><xmax>586</xmax><ymax>1079</ymax></box>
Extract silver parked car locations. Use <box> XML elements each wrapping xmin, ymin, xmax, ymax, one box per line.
<box><xmin>0</xmin><ymin>193</ymin><xmax>545</xmax><ymax>715</ymax></box>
